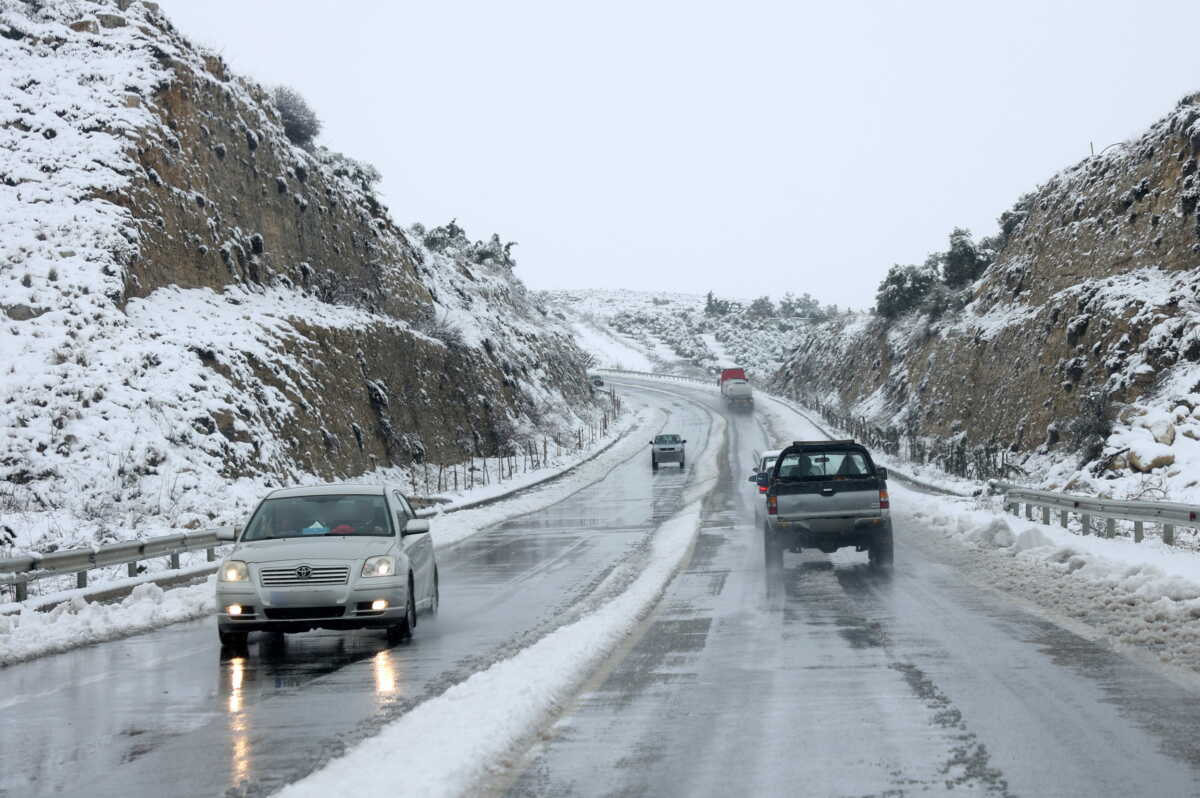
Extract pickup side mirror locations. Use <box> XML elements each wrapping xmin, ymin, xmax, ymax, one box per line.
<box><xmin>876</xmin><ymin>467</ymin><xmax>888</xmax><ymax>481</ymax></box>
<box><xmin>215</xmin><ymin>526</ymin><xmax>238</xmax><ymax>542</ymax></box>
<box><xmin>403</xmin><ymin>518</ymin><xmax>431</xmax><ymax>536</ymax></box>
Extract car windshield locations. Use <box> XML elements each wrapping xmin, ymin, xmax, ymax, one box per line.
<box><xmin>241</xmin><ymin>494</ymin><xmax>392</xmax><ymax>540</ymax></box>
<box><xmin>775</xmin><ymin>450</ymin><xmax>872</xmax><ymax>481</ymax></box>
<box><xmin>760</xmin><ymin>456</ymin><xmax>778</xmax><ymax>472</ymax></box>
<box><xmin>655</xmin><ymin>434</ymin><xmax>681</xmax><ymax>444</ymax></box>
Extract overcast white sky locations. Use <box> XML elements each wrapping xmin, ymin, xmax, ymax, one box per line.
<box><xmin>157</xmin><ymin>0</ymin><xmax>1200</xmax><ymax>309</ymax></box>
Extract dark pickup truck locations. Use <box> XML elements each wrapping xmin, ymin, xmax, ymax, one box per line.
<box><xmin>763</xmin><ymin>440</ymin><xmax>892</xmax><ymax>568</ymax></box>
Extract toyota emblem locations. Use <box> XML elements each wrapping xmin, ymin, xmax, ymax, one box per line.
<box><xmin>295</xmin><ymin>565</ymin><xmax>312</xmax><ymax>580</ymax></box>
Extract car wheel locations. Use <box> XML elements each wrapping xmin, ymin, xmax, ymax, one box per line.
<box><xmin>219</xmin><ymin>629</ymin><xmax>248</xmax><ymax>651</ymax></box>
<box><xmin>387</xmin><ymin>580</ymin><xmax>416</xmax><ymax>644</ymax></box>
<box><xmin>869</xmin><ymin>527</ymin><xmax>895</xmax><ymax>568</ymax></box>
<box><xmin>651</xmin><ymin>456</ymin><xmax>658</xmax><ymax>471</ymax></box>
<box><xmin>679</xmin><ymin>457</ymin><xmax>685</xmax><ymax>469</ymax></box>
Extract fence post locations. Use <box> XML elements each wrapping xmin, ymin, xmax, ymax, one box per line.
<box><xmin>1163</xmin><ymin>523</ymin><xmax>1175</xmax><ymax>545</ymax></box>
<box><xmin>1134</xmin><ymin>520</ymin><xmax>1144</xmax><ymax>542</ymax></box>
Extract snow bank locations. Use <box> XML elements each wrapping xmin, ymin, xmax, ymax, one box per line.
<box><xmin>279</xmin><ymin>401</ymin><xmax>727</xmax><ymax>798</ymax></box>
<box><xmin>0</xmin><ymin>579</ymin><xmax>213</xmax><ymax>667</ymax></box>
<box><xmin>898</xmin><ymin>485</ymin><xmax>1200</xmax><ymax>670</ymax></box>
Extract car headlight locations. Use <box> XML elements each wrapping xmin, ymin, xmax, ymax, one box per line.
<box><xmin>361</xmin><ymin>555</ymin><xmax>397</xmax><ymax>578</ymax></box>
<box><xmin>220</xmin><ymin>560</ymin><xmax>249</xmax><ymax>582</ymax></box>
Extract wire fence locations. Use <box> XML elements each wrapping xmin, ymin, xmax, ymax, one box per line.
<box><xmin>805</xmin><ymin>397</ymin><xmax>1010</xmax><ymax>481</ymax></box>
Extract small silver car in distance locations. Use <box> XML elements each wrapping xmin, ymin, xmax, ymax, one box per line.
<box><xmin>650</xmin><ymin>433</ymin><xmax>686</xmax><ymax>470</ymax></box>
<box><xmin>214</xmin><ymin>484</ymin><xmax>438</xmax><ymax>650</ymax></box>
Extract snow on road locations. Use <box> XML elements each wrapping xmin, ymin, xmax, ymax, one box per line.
<box><xmin>279</xmin><ymin>399</ymin><xmax>728</xmax><ymax>798</ymax></box>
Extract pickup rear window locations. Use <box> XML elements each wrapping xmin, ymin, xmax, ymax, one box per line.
<box><xmin>775</xmin><ymin>450</ymin><xmax>872</xmax><ymax>481</ymax></box>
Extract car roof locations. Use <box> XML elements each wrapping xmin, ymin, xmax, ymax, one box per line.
<box><xmin>265</xmin><ymin>483</ymin><xmax>389</xmax><ymax>499</ymax></box>
<box><xmin>760</xmin><ymin>449</ymin><xmax>782</xmax><ymax>458</ymax></box>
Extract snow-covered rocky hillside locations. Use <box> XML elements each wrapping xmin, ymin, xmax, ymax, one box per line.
<box><xmin>541</xmin><ymin>288</ymin><xmax>834</xmax><ymax>382</ymax></box>
<box><xmin>0</xmin><ymin>0</ymin><xmax>597</xmax><ymax>553</ymax></box>
<box><xmin>772</xmin><ymin>92</ymin><xmax>1200</xmax><ymax>502</ymax></box>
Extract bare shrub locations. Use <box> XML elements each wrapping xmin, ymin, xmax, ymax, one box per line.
<box><xmin>271</xmin><ymin>85</ymin><xmax>322</xmax><ymax>147</ymax></box>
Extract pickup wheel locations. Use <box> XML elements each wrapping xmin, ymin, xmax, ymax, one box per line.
<box><xmin>763</xmin><ymin>525</ymin><xmax>783</xmax><ymax>571</ymax></box>
<box><xmin>651</xmin><ymin>456</ymin><xmax>658</xmax><ymax>471</ymax></box>
<box><xmin>869</xmin><ymin>527</ymin><xmax>894</xmax><ymax>569</ymax></box>
<box><xmin>679</xmin><ymin>456</ymin><xmax>685</xmax><ymax>469</ymax></box>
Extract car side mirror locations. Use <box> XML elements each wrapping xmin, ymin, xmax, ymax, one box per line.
<box><xmin>748</xmin><ymin>474</ymin><xmax>758</xmax><ymax>483</ymax></box>
<box><xmin>756</xmin><ymin>473</ymin><xmax>769</xmax><ymax>486</ymax></box>
<box><xmin>403</xmin><ymin>518</ymin><xmax>431</xmax><ymax>536</ymax></box>
<box><xmin>876</xmin><ymin>467</ymin><xmax>888</xmax><ymax>481</ymax></box>
<box><xmin>215</xmin><ymin>526</ymin><xmax>238</xmax><ymax>542</ymax></box>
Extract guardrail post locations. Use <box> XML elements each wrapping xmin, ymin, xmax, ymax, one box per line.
<box><xmin>1134</xmin><ymin>521</ymin><xmax>1144</xmax><ymax>542</ymax></box>
<box><xmin>15</xmin><ymin>582</ymin><xmax>27</xmax><ymax>602</ymax></box>
<box><xmin>1024</xmin><ymin>503</ymin><xmax>1033</xmax><ymax>520</ymax></box>
<box><xmin>127</xmin><ymin>562</ymin><xmax>137</xmax><ymax>578</ymax></box>
<box><xmin>1060</xmin><ymin>511</ymin><xmax>1068</xmax><ymax>529</ymax></box>
<box><xmin>1081</xmin><ymin>514</ymin><xmax>1091</xmax><ymax>535</ymax></box>
<box><xmin>1163</xmin><ymin>524</ymin><xmax>1175</xmax><ymax>545</ymax></box>
<box><xmin>1105</xmin><ymin>518</ymin><xmax>1115</xmax><ymax>539</ymax></box>
<box><xmin>1041</xmin><ymin>507</ymin><xmax>1050</xmax><ymax>525</ymax></box>
<box><xmin>76</xmin><ymin>571</ymin><xmax>87</xmax><ymax>589</ymax></box>
<box><xmin>207</xmin><ymin>547</ymin><xmax>215</xmax><ymax>562</ymax></box>
<box><xmin>170</xmin><ymin>552</ymin><xmax>180</xmax><ymax>570</ymax></box>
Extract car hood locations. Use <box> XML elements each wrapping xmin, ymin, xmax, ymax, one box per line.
<box><xmin>230</xmin><ymin>536</ymin><xmax>396</xmax><ymax>564</ymax></box>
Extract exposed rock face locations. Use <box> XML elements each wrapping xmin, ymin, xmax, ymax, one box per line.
<box><xmin>772</xmin><ymin>92</ymin><xmax>1200</xmax><ymax>482</ymax></box>
<box><xmin>0</xmin><ymin>0</ymin><xmax>595</xmax><ymax>540</ymax></box>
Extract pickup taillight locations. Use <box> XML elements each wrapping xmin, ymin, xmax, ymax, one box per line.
<box><xmin>879</xmin><ymin>489</ymin><xmax>889</xmax><ymax>509</ymax></box>
<box><xmin>767</xmin><ymin>495</ymin><xmax>777</xmax><ymax>515</ymax></box>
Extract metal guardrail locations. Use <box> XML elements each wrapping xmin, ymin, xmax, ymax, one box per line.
<box><xmin>993</xmin><ymin>480</ymin><xmax>1200</xmax><ymax>544</ymax></box>
<box><xmin>0</xmin><ymin>530</ymin><xmax>229</xmax><ymax>601</ymax></box>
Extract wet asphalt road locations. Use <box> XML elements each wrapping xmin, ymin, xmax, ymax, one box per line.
<box><xmin>0</xmin><ymin>389</ymin><xmax>713</xmax><ymax>797</ymax></box>
<box><xmin>7</xmin><ymin>379</ymin><xmax>1200</xmax><ymax>797</ymax></box>
<box><xmin>502</xmin><ymin>379</ymin><xmax>1200</xmax><ymax>798</ymax></box>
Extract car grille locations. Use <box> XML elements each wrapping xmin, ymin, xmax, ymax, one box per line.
<box><xmin>658</xmin><ymin>448</ymin><xmax>676</xmax><ymax>452</ymax></box>
<box><xmin>259</xmin><ymin>565</ymin><xmax>350</xmax><ymax>587</ymax></box>
<box><xmin>263</xmin><ymin>606</ymin><xmax>346</xmax><ymax>620</ymax></box>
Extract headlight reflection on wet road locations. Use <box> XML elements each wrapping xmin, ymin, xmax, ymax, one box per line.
<box><xmin>226</xmin><ymin>657</ymin><xmax>251</xmax><ymax>784</ymax></box>
<box><xmin>373</xmin><ymin>649</ymin><xmax>399</xmax><ymax>696</ymax></box>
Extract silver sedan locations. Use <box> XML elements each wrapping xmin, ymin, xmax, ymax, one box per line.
<box><xmin>214</xmin><ymin>483</ymin><xmax>438</xmax><ymax>650</ymax></box>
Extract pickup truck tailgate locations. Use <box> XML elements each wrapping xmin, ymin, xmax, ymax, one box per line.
<box><xmin>776</xmin><ymin>478</ymin><xmax>880</xmax><ymax>518</ymax></box>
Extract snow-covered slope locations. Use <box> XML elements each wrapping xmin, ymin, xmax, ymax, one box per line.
<box><xmin>0</xmin><ymin>0</ymin><xmax>596</xmax><ymax>556</ymax></box>
<box><xmin>771</xmin><ymin>91</ymin><xmax>1200</xmax><ymax>503</ymax></box>
<box><xmin>541</xmin><ymin>288</ymin><xmax>827</xmax><ymax>382</ymax></box>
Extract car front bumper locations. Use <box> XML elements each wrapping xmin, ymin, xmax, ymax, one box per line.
<box><xmin>215</xmin><ymin>577</ymin><xmax>410</xmax><ymax>632</ymax></box>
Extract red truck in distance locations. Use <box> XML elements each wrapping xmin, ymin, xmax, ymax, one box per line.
<box><xmin>718</xmin><ymin>368</ymin><xmax>753</xmax><ymax>407</ymax></box>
